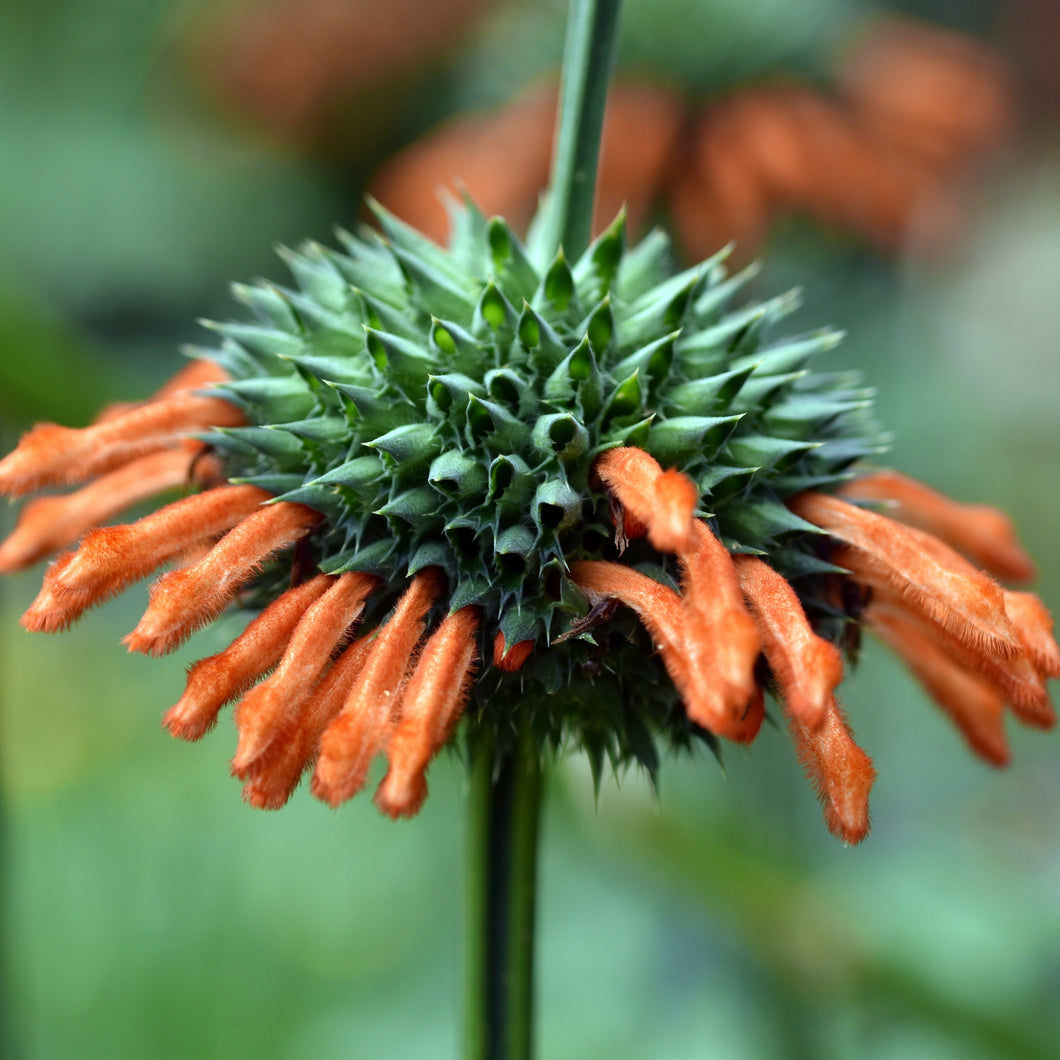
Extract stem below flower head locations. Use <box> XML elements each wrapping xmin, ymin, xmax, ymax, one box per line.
<box><xmin>464</xmin><ymin>723</ymin><xmax>543</xmax><ymax>1060</ymax></box>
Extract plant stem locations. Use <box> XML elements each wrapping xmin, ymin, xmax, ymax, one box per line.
<box><xmin>464</xmin><ymin>3</ymin><xmax>621</xmax><ymax>1056</ymax></box>
<box><xmin>537</xmin><ymin>0</ymin><xmax>623</xmax><ymax>262</ymax></box>
<box><xmin>464</xmin><ymin>724</ymin><xmax>543</xmax><ymax>1060</ymax></box>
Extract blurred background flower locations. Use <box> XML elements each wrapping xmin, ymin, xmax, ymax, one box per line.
<box><xmin>2</xmin><ymin>0</ymin><xmax>1059</xmax><ymax>1057</ymax></box>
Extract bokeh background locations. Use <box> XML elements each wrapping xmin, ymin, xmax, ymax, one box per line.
<box><xmin>2</xmin><ymin>0</ymin><xmax>1059</xmax><ymax>1057</ymax></box>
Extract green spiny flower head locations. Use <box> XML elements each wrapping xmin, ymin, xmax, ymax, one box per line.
<box><xmin>198</xmin><ymin>197</ymin><xmax>884</xmax><ymax>776</ymax></box>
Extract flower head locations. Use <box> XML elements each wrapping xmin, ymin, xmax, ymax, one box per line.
<box><xmin>1</xmin><ymin>199</ymin><xmax>1054</xmax><ymax>841</ymax></box>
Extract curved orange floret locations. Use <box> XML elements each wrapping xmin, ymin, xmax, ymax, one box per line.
<box><xmin>734</xmin><ymin>554</ymin><xmax>843</xmax><ymax>730</ymax></box>
<box><xmin>866</xmin><ymin>599</ymin><xmax>1010</xmax><ymax>766</ymax></box>
<box><xmin>840</xmin><ymin>469</ymin><xmax>1036</xmax><ymax>582</ymax></box>
<box><xmin>163</xmin><ymin>574</ymin><xmax>334</xmax><ymax>741</ymax></box>
<box><xmin>569</xmin><ymin>557</ymin><xmax>755</xmax><ymax>741</ymax></box>
<box><xmin>790</xmin><ymin>491</ymin><xmax>1023</xmax><ymax>660</ymax></box>
<box><xmin>594</xmin><ymin>446</ymin><xmax>698</xmax><ymax>553</ymax></box>
<box><xmin>232</xmin><ymin>571</ymin><xmax>379</xmax><ymax>772</ymax></box>
<box><xmin>312</xmin><ymin>568</ymin><xmax>445</xmax><ymax>807</ymax></box>
<box><xmin>0</xmin><ymin>447</ymin><xmax>212</xmax><ymax>573</ymax></box>
<box><xmin>676</xmin><ymin>522</ymin><xmax>761</xmax><ymax>718</ymax></box>
<box><xmin>122</xmin><ymin>501</ymin><xmax>324</xmax><ymax>656</ymax></box>
<box><xmin>242</xmin><ymin>632</ymin><xmax>376</xmax><ymax>811</ymax></box>
<box><xmin>0</xmin><ymin>394</ymin><xmax>243</xmax><ymax>497</ymax></box>
<box><xmin>20</xmin><ymin>484</ymin><xmax>272</xmax><ymax>633</ymax></box>
<box><xmin>788</xmin><ymin>698</ymin><xmax>876</xmax><ymax>845</ymax></box>
<box><xmin>376</xmin><ymin>605</ymin><xmax>481</xmax><ymax>819</ymax></box>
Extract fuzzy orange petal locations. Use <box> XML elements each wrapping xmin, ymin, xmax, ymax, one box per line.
<box><xmin>791</xmin><ymin>491</ymin><xmax>1023</xmax><ymax>661</ymax></box>
<box><xmin>866</xmin><ymin>599</ymin><xmax>1010</xmax><ymax>766</ymax></box>
<box><xmin>375</xmin><ymin>605</ymin><xmax>481</xmax><ymax>818</ymax></box>
<box><xmin>312</xmin><ymin>568</ymin><xmax>445</xmax><ymax>807</ymax></box>
<box><xmin>163</xmin><ymin>574</ymin><xmax>334</xmax><ymax>741</ymax></box>
<box><xmin>241</xmin><ymin>633</ymin><xmax>375</xmax><ymax>810</ymax></box>
<box><xmin>835</xmin><ymin>546</ymin><xmax>1051</xmax><ymax>729</ymax></box>
<box><xmin>20</xmin><ymin>484</ymin><xmax>271</xmax><ymax>632</ymax></box>
<box><xmin>840</xmin><ymin>470</ymin><xmax>1035</xmax><ymax>582</ymax></box>
<box><xmin>0</xmin><ymin>394</ymin><xmax>243</xmax><ymax>497</ymax></box>
<box><xmin>0</xmin><ymin>448</ymin><xmax>212</xmax><ymax>573</ymax></box>
<box><xmin>1003</xmin><ymin>590</ymin><xmax>1060</xmax><ymax>680</ymax></box>
<box><xmin>788</xmin><ymin>698</ymin><xmax>876</xmax><ymax>845</ymax></box>
<box><xmin>677</xmin><ymin>522</ymin><xmax>762</xmax><ymax>719</ymax></box>
<box><xmin>123</xmin><ymin>501</ymin><xmax>323</xmax><ymax>656</ymax></box>
<box><xmin>734</xmin><ymin>554</ymin><xmax>843</xmax><ymax>730</ymax></box>
<box><xmin>232</xmin><ymin>571</ymin><xmax>379</xmax><ymax>773</ymax></box>
<box><xmin>594</xmin><ymin>447</ymin><xmax>698</xmax><ymax>553</ymax></box>
<box><xmin>569</xmin><ymin>559</ymin><xmax>752</xmax><ymax>740</ymax></box>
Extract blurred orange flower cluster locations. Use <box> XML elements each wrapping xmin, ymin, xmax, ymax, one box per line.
<box><xmin>372</xmin><ymin>17</ymin><xmax>1011</xmax><ymax>259</ymax></box>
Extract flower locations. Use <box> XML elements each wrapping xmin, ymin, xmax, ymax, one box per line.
<box><xmin>1</xmin><ymin>200</ymin><xmax>1054</xmax><ymax>842</ymax></box>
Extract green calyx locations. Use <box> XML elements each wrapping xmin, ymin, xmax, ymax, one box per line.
<box><xmin>196</xmin><ymin>196</ymin><xmax>885</xmax><ymax>775</ymax></box>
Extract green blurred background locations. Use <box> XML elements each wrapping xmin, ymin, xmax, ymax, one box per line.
<box><xmin>2</xmin><ymin>1</ymin><xmax>1059</xmax><ymax>1057</ymax></box>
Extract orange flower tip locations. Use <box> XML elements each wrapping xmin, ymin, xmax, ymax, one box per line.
<box><xmin>374</xmin><ymin>768</ymin><xmax>428</xmax><ymax>820</ymax></box>
<box><xmin>308</xmin><ymin>770</ymin><xmax>353</xmax><ymax>810</ymax></box>
<box><xmin>1009</xmin><ymin>694</ymin><xmax>1057</xmax><ymax>732</ymax></box>
<box><xmin>161</xmin><ymin>701</ymin><xmax>215</xmax><ymax>743</ymax></box>
<box><xmin>493</xmin><ymin>632</ymin><xmax>534</xmax><ymax>673</ymax></box>
<box><xmin>241</xmin><ymin>779</ymin><xmax>292</xmax><ymax>812</ymax></box>
<box><xmin>20</xmin><ymin>592</ymin><xmax>82</xmax><ymax>634</ymax></box>
<box><xmin>646</xmin><ymin>468</ymin><xmax>698</xmax><ymax>553</ymax></box>
<box><xmin>121</xmin><ymin>625</ymin><xmax>182</xmax><ymax>658</ymax></box>
<box><xmin>826</xmin><ymin>758</ymin><xmax>876</xmax><ymax>847</ymax></box>
<box><xmin>229</xmin><ymin>726</ymin><xmax>276</xmax><ymax>779</ymax></box>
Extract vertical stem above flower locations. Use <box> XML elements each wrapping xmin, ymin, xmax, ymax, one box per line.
<box><xmin>534</xmin><ymin>0</ymin><xmax>623</xmax><ymax>263</ymax></box>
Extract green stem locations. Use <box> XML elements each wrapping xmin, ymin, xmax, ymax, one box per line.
<box><xmin>464</xmin><ymin>724</ymin><xmax>543</xmax><ymax>1060</ymax></box>
<box><xmin>537</xmin><ymin>0</ymin><xmax>623</xmax><ymax>262</ymax></box>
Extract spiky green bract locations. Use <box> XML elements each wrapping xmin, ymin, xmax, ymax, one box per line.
<box><xmin>195</xmin><ymin>198</ymin><xmax>885</xmax><ymax>781</ymax></box>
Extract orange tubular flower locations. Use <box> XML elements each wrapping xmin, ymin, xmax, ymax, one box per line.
<box><xmin>790</xmin><ymin>487</ymin><xmax>1057</xmax><ymax>760</ymax></box>
<box><xmin>733</xmin><ymin>554</ymin><xmax>843</xmax><ymax>730</ymax></box>
<box><xmin>375</xmin><ymin>605</ymin><xmax>481</xmax><ymax>819</ymax></box>
<box><xmin>839</xmin><ymin>468</ymin><xmax>1035</xmax><ymax>581</ymax></box>
<box><xmin>231</xmin><ymin>571</ymin><xmax>379</xmax><ymax>771</ymax></box>
<box><xmin>312</xmin><ymin>568</ymin><xmax>445</xmax><ymax>807</ymax></box>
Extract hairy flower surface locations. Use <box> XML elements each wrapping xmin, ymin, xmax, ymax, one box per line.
<box><xmin>1</xmin><ymin>200</ymin><xmax>1054</xmax><ymax>841</ymax></box>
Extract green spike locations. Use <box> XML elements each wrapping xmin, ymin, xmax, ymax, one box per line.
<box><xmin>664</xmin><ymin>366</ymin><xmax>754</xmax><ymax>415</ymax></box>
<box><xmin>614</xmin><ymin>227</ymin><xmax>674</xmax><ymax>302</ymax></box>
<box><xmin>230</xmin><ymin>282</ymin><xmax>301</xmax><ymax>332</ymax></box>
<box><xmin>611</xmin><ymin>331</ymin><xmax>678</xmax><ymax>393</ymax></box>
<box><xmin>363</xmin><ymin>326</ymin><xmax>436</xmax><ymax>382</ymax></box>
<box><xmin>199</xmin><ymin>320</ymin><xmax>303</xmax><ymax>365</ymax></box>
<box><xmin>572</xmin><ymin>209</ymin><xmax>626</xmax><ymax>304</ymax></box>
<box><xmin>366</xmin><ymin>197</ymin><xmax>469</xmax><ymax>284</ymax></box>
<box><xmin>389</xmin><ymin>243</ymin><xmax>478</xmax><ymax>321</ymax></box>
<box><xmin>471</xmin><ymin>281</ymin><xmax>518</xmax><ymax>344</ymax></box>
<box><xmin>645</xmin><ymin>414</ymin><xmax>743</xmax><ymax>465</ymax></box>
<box><xmin>519</xmin><ymin>302</ymin><xmax>571</xmax><ymax>371</ymax></box>
<box><xmin>377</xmin><ymin>487</ymin><xmax>444</xmax><ymax>523</ymax></box>
<box><xmin>725</xmin><ymin>435</ymin><xmax>821</xmax><ymax>473</ymax></box>
<box><xmin>532</xmin><ymin>479</ymin><xmax>582</xmax><ymax>534</ymax></box>
<box><xmin>366</xmin><ymin>423</ymin><xmax>441</xmax><ymax>464</ymax></box>
<box><xmin>426</xmin><ymin>372</ymin><xmax>486</xmax><ymax>420</ymax></box>
<box><xmin>217</xmin><ymin>376</ymin><xmax>315</xmax><ymax>422</ymax></box>
<box><xmin>488</xmin><ymin>217</ymin><xmax>541</xmax><ymax>304</ymax></box>
<box><xmin>429</xmin><ymin>450</ymin><xmax>489</xmax><ymax>498</ymax></box>
<box><xmin>531</xmin><ymin>413</ymin><xmax>589</xmax><ymax>463</ymax></box>
<box><xmin>276</xmin><ymin>244</ymin><xmax>351</xmax><ymax>315</ymax></box>
<box><xmin>465</xmin><ymin>394</ymin><xmax>530</xmax><ymax>450</ymax></box>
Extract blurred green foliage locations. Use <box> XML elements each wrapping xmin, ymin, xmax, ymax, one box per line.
<box><xmin>2</xmin><ymin>0</ymin><xmax>1059</xmax><ymax>1058</ymax></box>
